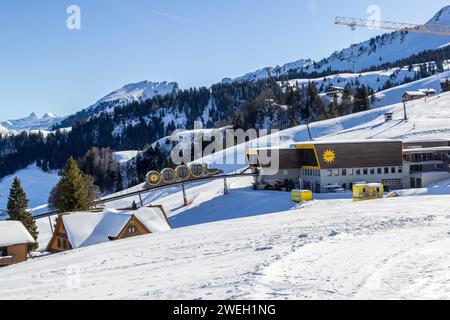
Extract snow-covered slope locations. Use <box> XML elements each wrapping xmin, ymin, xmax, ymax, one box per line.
<box><xmin>222</xmin><ymin>59</ymin><xmax>314</xmax><ymax>83</ymax></box>
<box><xmin>0</xmin><ymin>113</ymin><xmax>63</xmax><ymax>132</ymax></box>
<box><xmin>2</xmin><ymin>193</ymin><xmax>450</xmax><ymax>299</ymax></box>
<box><xmin>0</xmin><ymin>165</ymin><xmax>59</xmax><ymax>213</ymax></box>
<box><xmin>87</xmin><ymin>81</ymin><xmax>179</xmax><ymax>115</ymax></box>
<box><xmin>321</xmin><ymin>91</ymin><xmax>450</xmax><ymax>141</ymax></box>
<box><xmin>372</xmin><ymin>70</ymin><xmax>450</xmax><ymax>107</ymax></box>
<box><xmin>225</xmin><ymin>6</ymin><xmax>450</xmax><ymax>82</ymax></box>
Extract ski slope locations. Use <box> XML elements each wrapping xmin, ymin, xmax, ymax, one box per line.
<box><xmin>0</xmin><ymin>165</ymin><xmax>59</xmax><ymax>213</ymax></box>
<box><xmin>1</xmin><ymin>193</ymin><xmax>450</xmax><ymax>300</ymax></box>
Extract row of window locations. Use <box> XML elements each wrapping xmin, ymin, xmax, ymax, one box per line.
<box><xmin>326</xmin><ymin>167</ymin><xmax>403</xmax><ymax>177</ymax></box>
<box><xmin>302</xmin><ymin>169</ymin><xmax>320</xmax><ymax>177</ymax></box>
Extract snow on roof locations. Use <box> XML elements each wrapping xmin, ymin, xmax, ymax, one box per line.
<box><xmin>354</xmin><ymin>183</ymin><xmax>383</xmax><ymax>188</ymax></box>
<box><xmin>403</xmin><ymin>146</ymin><xmax>450</xmax><ymax>153</ymax></box>
<box><xmin>403</xmin><ymin>91</ymin><xmax>427</xmax><ymax>96</ymax></box>
<box><xmin>295</xmin><ymin>139</ymin><xmax>399</xmax><ymax>146</ymax></box>
<box><xmin>0</xmin><ymin>221</ymin><xmax>35</xmax><ymax>247</ymax></box>
<box><xmin>418</xmin><ymin>88</ymin><xmax>437</xmax><ymax>93</ymax></box>
<box><xmin>63</xmin><ymin>209</ymin><xmax>131</xmax><ymax>249</ymax></box>
<box><xmin>133</xmin><ymin>207</ymin><xmax>171</xmax><ymax>233</ymax></box>
<box><xmin>62</xmin><ymin>208</ymin><xmax>171</xmax><ymax>249</ymax></box>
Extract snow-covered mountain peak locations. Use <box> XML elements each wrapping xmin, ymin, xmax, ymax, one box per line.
<box><xmin>223</xmin><ymin>7</ymin><xmax>450</xmax><ymax>83</ymax></box>
<box><xmin>0</xmin><ymin>112</ymin><xmax>63</xmax><ymax>132</ymax></box>
<box><xmin>427</xmin><ymin>5</ymin><xmax>450</xmax><ymax>24</ymax></box>
<box><xmin>42</xmin><ymin>112</ymin><xmax>57</xmax><ymax>119</ymax></box>
<box><xmin>97</xmin><ymin>81</ymin><xmax>179</xmax><ymax>106</ymax></box>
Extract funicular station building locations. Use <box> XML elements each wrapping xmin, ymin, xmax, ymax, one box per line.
<box><xmin>247</xmin><ymin>139</ymin><xmax>450</xmax><ymax>193</ymax></box>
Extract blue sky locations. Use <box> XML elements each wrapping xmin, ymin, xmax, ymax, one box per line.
<box><xmin>0</xmin><ymin>0</ymin><xmax>449</xmax><ymax>120</ymax></box>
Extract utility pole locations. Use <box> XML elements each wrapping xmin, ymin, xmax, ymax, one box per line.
<box><xmin>138</xmin><ymin>192</ymin><xmax>144</xmax><ymax>207</ymax></box>
<box><xmin>403</xmin><ymin>100</ymin><xmax>408</xmax><ymax>121</ymax></box>
<box><xmin>224</xmin><ymin>178</ymin><xmax>229</xmax><ymax>195</ymax></box>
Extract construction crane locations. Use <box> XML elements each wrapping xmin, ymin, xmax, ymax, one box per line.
<box><xmin>335</xmin><ymin>16</ymin><xmax>450</xmax><ymax>36</ymax></box>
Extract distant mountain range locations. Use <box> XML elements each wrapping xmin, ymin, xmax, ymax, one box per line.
<box><xmin>222</xmin><ymin>6</ymin><xmax>450</xmax><ymax>83</ymax></box>
<box><xmin>2</xmin><ymin>6</ymin><xmax>450</xmax><ymax>133</ymax></box>
<box><xmin>0</xmin><ymin>112</ymin><xmax>63</xmax><ymax>133</ymax></box>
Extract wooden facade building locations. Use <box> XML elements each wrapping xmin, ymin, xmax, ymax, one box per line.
<box><xmin>47</xmin><ymin>207</ymin><xmax>172</xmax><ymax>253</ymax></box>
<box><xmin>0</xmin><ymin>221</ymin><xmax>35</xmax><ymax>267</ymax></box>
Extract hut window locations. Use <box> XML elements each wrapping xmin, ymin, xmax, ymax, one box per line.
<box><xmin>0</xmin><ymin>247</ymin><xmax>6</xmax><ymax>257</ymax></box>
<box><xmin>128</xmin><ymin>227</ymin><xmax>136</xmax><ymax>233</ymax></box>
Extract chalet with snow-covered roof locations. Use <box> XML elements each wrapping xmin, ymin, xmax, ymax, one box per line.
<box><xmin>47</xmin><ymin>207</ymin><xmax>172</xmax><ymax>253</ymax></box>
<box><xmin>326</xmin><ymin>86</ymin><xmax>345</xmax><ymax>97</ymax></box>
<box><xmin>418</xmin><ymin>88</ymin><xmax>437</xmax><ymax>96</ymax></box>
<box><xmin>402</xmin><ymin>91</ymin><xmax>427</xmax><ymax>102</ymax></box>
<box><xmin>0</xmin><ymin>221</ymin><xmax>36</xmax><ymax>267</ymax></box>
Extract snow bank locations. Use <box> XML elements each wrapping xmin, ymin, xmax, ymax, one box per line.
<box><xmin>0</xmin><ymin>165</ymin><xmax>59</xmax><ymax>213</ymax></box>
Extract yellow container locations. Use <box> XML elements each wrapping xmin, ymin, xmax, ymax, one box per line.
<box><xmin>292</xmin><ymin>190</ymin><xmax>313</xmax><ymax>203</ymax></box>
<box><xmin>353</xmin><ymin>183</ymin><xmax>384</xmax><ymax>202</ymax></box>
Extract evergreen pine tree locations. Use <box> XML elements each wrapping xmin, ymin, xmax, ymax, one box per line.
<box><xmin>7</xmin><ymin>177</ymin><xmax>38</xmax><ymax>252</ymax></box>
<box><xmin>48</xmin><ymin>157</ymin><xmax>98</xmax><ymax>213</ymax></box>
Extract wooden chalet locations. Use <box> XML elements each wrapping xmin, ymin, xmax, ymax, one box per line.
<box><xmin>402</xmin><ymin>91</ymin><xmax>426</xmax><ymax>102</ymax></box>
<box><xmin>47</xmin><ymin>206</ymin><xmax>171</xmax><ymax>253</ymax></box>
<box><xmin>0</xmin><ymin>221</ymin><xmax>35</xmax><ymax>267</ymax></box>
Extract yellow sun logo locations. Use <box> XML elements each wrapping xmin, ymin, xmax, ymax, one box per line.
<box><xmin>323</xmin><ymin>149</ymin><xmax>336</xmax><ymax>164</ymax></box>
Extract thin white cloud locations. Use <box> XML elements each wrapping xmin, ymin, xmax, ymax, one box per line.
<box><xmin>151</xmin><ymin>10</ymin><xmax>193</xmax><ymax>24</ymax></box>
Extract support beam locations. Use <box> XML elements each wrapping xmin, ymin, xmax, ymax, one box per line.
<box><xmin>48</xmin><ymin>216</ymin><xmax>54</xmax><ymax>235</ymax></box>
<box><xmin>181</xmin><ymin>183</ymin><xmax>188</xmax><ymax>206</ymax></box>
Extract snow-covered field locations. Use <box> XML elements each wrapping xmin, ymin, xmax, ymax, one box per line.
<box><xmin>1</xmin><ymin>189</ymin><xmax>449</xmax><ymax>300</ymax></box>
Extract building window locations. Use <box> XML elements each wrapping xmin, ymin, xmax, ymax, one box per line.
<box><xmin>342</xmin><ymin>169</ymin><xmax>347</xmax><ymax>176</ymax></box>
<box><xmin>398</xmin><ymin>167</ymin><xmax>403</xmax><ymax>174</ymax></box>
<box><xmin>356</xmin><ymin>169</ymin><xmax>361</xmax><ymax>175</ymax></box>
<box><xmin>391</xmin><ymin>167</ymin><xmax>396</xmax><ymax>174</ymax></box>
<box><xmin>348</xmin><ymin>169</ymin><xmax>354</xmax><ymax>176</ymax></box>
<box><xmin>333</xmin><ymin>169</ymin><xmax>339</xmax><ymax>176</ymax></box>
<box><xmin>370</xmin><ymin>168</ymin><xmax>375</xmax><ymax>175</ymax></box>
<box><xmin>377</xmin><ymin>168</ymin><xmax>382</xmax><ymax>174</ymax></box>
<box><xmin>384</xmin><ymin>167</ymin><xmax>389</xmax><ymax>174</ymax></box>
<box><xmin>363</xmin><ymin>168</ymin><xmax>368</xmax><ymax>175</ymax></box>
<box><xmin>327</xmin><ymin>170</ymin><xmax>332</xmax><ymax>177</ymax></box>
